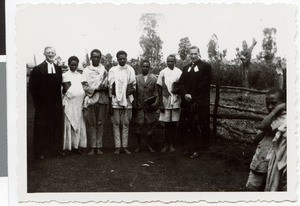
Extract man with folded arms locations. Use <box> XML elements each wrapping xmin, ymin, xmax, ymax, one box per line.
<box><xmin>109</xmin><ymin>50</ymin><xmax>136</xmax><ymax>155</ymax></box>
<box><xmin>82</xmin><ymin>49</ymin><xmax>109</xmax><ymax>155</ymax></box>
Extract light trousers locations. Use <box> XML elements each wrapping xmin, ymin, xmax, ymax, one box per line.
<box><xmin>84</xmin><ymin>103</ymin><xmax>109</xmax><ymax>148</ymax></box>
<box><xmin>111</xmin><ymin>108</ymin><xmax>132</xmax><ymax>148</ymax></box>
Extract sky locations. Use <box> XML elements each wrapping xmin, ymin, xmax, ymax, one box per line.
<box><xmin>16</xmin><ymin>3</ymin><xmax>295</xmax><ymax>66</ymax></box>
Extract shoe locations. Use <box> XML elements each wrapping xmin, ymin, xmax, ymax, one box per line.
<box><xmin>36</xmin><ymin>154</ymin><xmax>45</xmax><ymax>160</ymax></box>
<box><xmin>114</xmin><ymin>148</ymin><xmax>120</xmax><ymax>155</ymax></box>
<box><xmin>148</xmin><ymin>146</ymin><xmax>155</xmax><ymax>153</ymax></box>
<box><xmin>134</xmin><ymin>147</ymin><xmax>140</xmax><ymax>153</ymax></box>
<box><xmin>96</xmin><ymin>148</ymin><xmax>103</xmax><ymax>155</ymax></box>
<box><xmin>190</xmin><ymin>152</ymin><xmax>199</xmax><ymax>159</ymax></box>
<box><xmin>160</xmin><ymin>146</ymin><xmax>168</xmax><ymax>153</ymax></box>
<box><xmin>169</xmin><ymin>146</ymin><xmax>175</xmax><ymax>153</ymax></box>
<box><xmin>87</xmin><ymin>149</ymin><xmax>95</xmax><ymax>155</ymax></box>
<box><xmin>60</xmin><ymin>151</ymin><xmax>67</xmax><ymax>157</ymax></box>
<box><xmin>74</xmin><ymin>149</ymin><xmax>82</xmax><ymax>155</ymax></box>
<box><xmin>123</xmin><ymin>148</ymin><xmax>131</xmax><ymax>155</ymax></box>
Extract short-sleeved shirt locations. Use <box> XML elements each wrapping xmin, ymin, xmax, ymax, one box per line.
<box><xmin>157</xmin><ymin>67</ymin><xmax>182</xmax><ymax>109</ymax></box>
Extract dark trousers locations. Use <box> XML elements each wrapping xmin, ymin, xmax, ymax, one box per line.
<box><xmin>164</xmin><ymin>122</ymin><xmax>177</xmax><ymax>147</ymax></box>
<box><xmin>180</xmin><ymin>105</ymin><xmax>210</xmax><ymax>152</ymax></box>
<box><xmin>33</xmin><ymin>104</ymin><xmax>63</xmax><ymax>156</ymax></box>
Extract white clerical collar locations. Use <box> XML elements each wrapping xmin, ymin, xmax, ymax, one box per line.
<box><xmin>46</xmin><ymin>61</ymin><xmax>56</xmax><ymax>74</ymax></box>
<box><xmin>187</xmin><ymin>62</ymin><xmax>199</xmax><ymax>72</ymax></box>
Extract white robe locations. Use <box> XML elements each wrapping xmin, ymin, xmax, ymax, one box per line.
<box><xmin>82</xmin><ymin>64</ymin><xmax>108</xmax><ymax>107</ymax></box>
<box><xmin>62</xmin><ymin>70</ymin><xmax>87</xmax><ymax>150</ymax></box>
<box><xmin>108</xmin><ymin>65</ymin><xmax>136</xmax><ymax>108</ymax></box>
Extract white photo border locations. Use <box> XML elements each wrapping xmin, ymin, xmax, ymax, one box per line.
<box><xmin>8</xmin><ymin>1</ymin><xmax>299</xmax><ymax>205</ymax></box>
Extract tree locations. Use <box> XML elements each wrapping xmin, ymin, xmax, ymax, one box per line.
<box><xmin>222</xmin><ymin>49</ymin><xmax>227</xmax><ymax>59</ymax></box>
<box><xmin>259</xmin><ymin>28</ymin><xmax>277</xmax><ymax>62</ymax></box>
<box><xmin>176</xmin><ymin>37</ymin><xmax>191</xmax><ymax>70</ymax></box>
<box><xmin>82</xmin><ymin>51</ymin><xmax>90</xmax><ymax>68</ymax></box>
<box><xmin>139</xmin><ymin>13</ymin><xmax>164</xmax><ymax>69</ymax></box>
<box><xmin>101</xmin><ymin>53</ymin><xmax>113</xmax><ymax>70</ymax></box>
<box><xmin>128</xmin><ymin>57</ymin><xmax>140</xmax><ymax>74</ymax></box>
<box><xmin>207</xmin><ymin>34</ymin><xmax>226</xmax><ymax>62</ymax></box>
<box><xmin>178</xmin><ymin>37</ymin><xmax>191</xmax><ymax>60</ymax></box>
<box><xmin>236</xmin><ymin>38</ymin><xmax>257</xmax><ymax>88</ymax></box>
<box><xmin>54</xmin><ymin>55</ymin><xmax>62</xmax><ymax>66</ymax></box>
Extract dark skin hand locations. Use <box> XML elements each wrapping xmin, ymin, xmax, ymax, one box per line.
<box><xmin>62</xmin><ymin>82</ymin><xmax>71</xmax><ymax>94</ymax></box>
<box><xmin>253</xmin><ymin>92</ymin><xmax>286</xmax><ymax>145</ymax></box>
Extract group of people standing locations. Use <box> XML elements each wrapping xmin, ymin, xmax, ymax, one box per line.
<box><xmin>29</xmin><ymin>45</ymin><xmax>287</xmax><ymax>192</ymax></box>
<box><xmin>29</xmin><ymin>46</ymin><xmax>212</xmax><ymax>160</ymax></box>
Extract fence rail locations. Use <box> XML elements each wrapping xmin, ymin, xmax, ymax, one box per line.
<box><xmin>210</xmin><ymin>85</ymin><xmax>268</xmax><ymax>94</ymax></box>
<box><xmin>210</xmin><ymin>103</ymin><xmax>267</xmax><ymax>115</ymax></box>
<box><xmin>211</xmin><ymin>83</ymin><xmax>265</xmax><ymax>141</ymax></box>
<box><xmin>211</xmin><ymin>113</ymin><xmax>263</xmax><ymax>121</ymax></box>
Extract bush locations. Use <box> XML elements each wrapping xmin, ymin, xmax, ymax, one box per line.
<box><xmin>210</xmin><ymin>61</ymin><xmax>278</xmax><ymax>90</ymax></box>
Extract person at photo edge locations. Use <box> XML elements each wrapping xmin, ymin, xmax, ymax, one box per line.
<box><xmin>29</xmin><ymin>46</ymin><xmax>64</xmax><ymax>160</ymax></box>
<box><xmin>108</xmin><ymin>50</ymin><xmax>136</xmax><ymax>155</ymax></box>
<box><xmin>178</xmin><ymin>46</ymin><xmax>212</xmax><ymax>159</ymax></box>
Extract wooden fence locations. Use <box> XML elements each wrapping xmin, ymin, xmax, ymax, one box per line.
<box><xmin>210</xmin><ymin>84</ymin><xmax>268</xmax><ymax>142</ymax></box>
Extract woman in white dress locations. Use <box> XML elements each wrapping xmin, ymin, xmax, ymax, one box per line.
<box><xmin>62</xmin><ymin>56</ymin><xmax>87</xmax><ymax>154</ymax></box>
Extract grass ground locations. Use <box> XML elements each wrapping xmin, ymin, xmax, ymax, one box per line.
<box><xmin>27</xmin><ymin>90</ymin><xmax>257</xmax><ymax>193</ymax></box>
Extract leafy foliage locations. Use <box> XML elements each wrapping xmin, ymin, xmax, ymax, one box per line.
<box><xmin>207</xmin><ymin>34</ymin><xmax>227</xmax><ymax>63</ymax></box>
<box><xmin>207</xmin><ymin>34</ymin><xmax>220</xmax><ymax>61</ymax></box>
<box><xmin>258</xmin><ymin>28</ymin><xmax>277</xmax><ymax>62</ymax></box>
<box><xmin>101</xmin><ymin>53</ymin><xmax>114</xmax><ymax>70</ymax></box>
<box><xmin>139</xmin><ymin>13</ymin><xmax>164</xmax><ymax>69</ymax></box>
<box><xmin>209</xmin><ymin>61</ymin><xmax>279</xmax><ymax>90</ymax></box>
<box><xmin>178</xmin><ymin>37</ymin><xmax>191</xmax><ymax>60</ymax></box>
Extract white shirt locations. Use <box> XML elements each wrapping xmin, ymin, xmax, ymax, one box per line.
<box><xmin>157</xmin><ymin>67</ymin><xmax>182</xmax><ymax>109</ymax></box>
<box><xmin>143</xmin><ymin>74</ymin><xmax>148</xmax><ymax>82</ymax></box>
<box><xmin>46</xmin><ymin>61</ymin><xmax>56</xmax><ymax>74</ymax></box>
<box><xmin>108</xmin><ymin>64</ymin><xmax>136</xmax><ymax>108</ymax></box>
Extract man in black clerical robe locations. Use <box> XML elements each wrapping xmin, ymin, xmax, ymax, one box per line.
<box><xmin>179</xmin><ymin>46</ymin><xmax>212</xmax><ymax>159</ymax></box>
<box><xmin>29</xmin><ymin>46</ymin><xmax>63</xmax><ymax>160</ymax></box>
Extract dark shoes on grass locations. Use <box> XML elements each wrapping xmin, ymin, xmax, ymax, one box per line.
<box><xmin>190</xmin><ymin>152</ymin><xmax>199</xmax><ymax>159</ymax></box>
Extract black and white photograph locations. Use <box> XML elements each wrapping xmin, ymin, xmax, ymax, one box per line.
<box><xmin>13</xmin><ymin>2</ymin><xmax>297</xmax><ymax>204</ymax></box>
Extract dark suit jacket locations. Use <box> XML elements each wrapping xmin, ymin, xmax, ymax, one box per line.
<box><xmin>29</xmin><ymin>61</ymin><xmax>62</xmax><ymax>109</ymax></box>
<box><xmin>134</xmin><ymin>74</ymin><xmax>157</xmax><ymax>109</ymax></box>
<box><xmin>179</xmin><ymin>59</ymin><xmax>212</xmax><ymax>107</ymax></box>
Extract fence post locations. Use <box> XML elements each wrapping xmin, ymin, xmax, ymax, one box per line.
<box><xmin>212</xmin><ymin>61</ymin><xmax>220</xmax><ymax>141</ymax></box>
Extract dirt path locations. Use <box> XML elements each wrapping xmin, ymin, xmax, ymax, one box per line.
<box><xmin>27</xmin><ymin>92</ymin><xmax>253</xmax><ymax>192</ymax></box>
